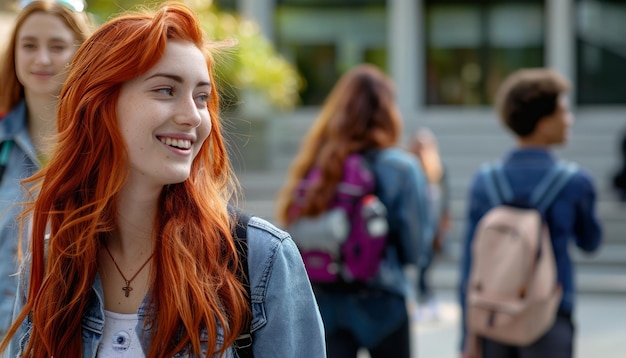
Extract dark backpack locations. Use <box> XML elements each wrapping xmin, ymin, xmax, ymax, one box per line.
<box><xmin>287</xmin><ymin>152</ymin><xmax>389</xmax><ymax>284</ymax></box>
<box><xmin>231</xmin><ymin>208</ymin><xmax>253</xmax><ymax>358</ymax></box>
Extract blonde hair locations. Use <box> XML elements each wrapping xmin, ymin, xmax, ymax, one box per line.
<box><xmin>409</xmin><ymin>128</ymin><xmax>443</xmax><ymax>184</ymax></box>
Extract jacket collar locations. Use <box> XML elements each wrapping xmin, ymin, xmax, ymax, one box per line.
<box><xmin>0</xmin><ymin>100</ymin><xmax>28</xmax><ymax>141</ymax></box>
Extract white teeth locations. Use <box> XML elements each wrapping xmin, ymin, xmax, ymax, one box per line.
<box><xmin>160</xmin><ymin>137</ymin><xmax>191</xmax><ymax>149</ymax></box>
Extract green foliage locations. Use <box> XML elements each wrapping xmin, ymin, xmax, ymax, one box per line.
<box><xmin>197</xmin><ymin>7</ymin><xmax>303</xmax><ymax>111</ymax></box>
<box><xmin>83</xmin><ymin>0</ymin><xmax>146</xmax><ymax>24</ymax></box>
<box><xmin>84</xmin><ymin>0</ymin><xmax>303</xmax><ymax>111</ymax></box>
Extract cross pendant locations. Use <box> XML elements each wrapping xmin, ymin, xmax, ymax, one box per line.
<box><xmin>122</xmin><ymin>281</ymin><xmax>133</xmax><ymax>297</ymax></box>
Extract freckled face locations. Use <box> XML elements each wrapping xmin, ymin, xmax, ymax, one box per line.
<box><xmin>116</xmin><ymin>40</ymin><xmax>212</xmax><ymax>188</ymax></box>
<box><xmin>15</xmin><ymin>12</ymin><xmax>78</xmax><ymax>98</ymax></box>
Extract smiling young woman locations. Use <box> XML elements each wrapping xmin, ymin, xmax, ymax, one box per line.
<box><xmin>0</xmin><ymin>2</ymin><xmax>325</xmax><ymax>357</ymax></box>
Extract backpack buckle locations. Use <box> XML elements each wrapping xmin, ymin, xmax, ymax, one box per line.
<box><xmin>235</xmin><ymin>333</ymin><xmax>253</xmax><ymax>348</ymax></box>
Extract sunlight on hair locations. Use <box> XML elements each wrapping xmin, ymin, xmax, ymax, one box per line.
<box><xmin>19</xmin><ymin>0</ymin><xmax>86</xmax><ymax>12</ymax></box>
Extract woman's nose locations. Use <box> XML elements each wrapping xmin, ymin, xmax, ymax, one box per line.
<box><xmin>35</xmin><ymin>48</ymin><xmax>51</xmax><ymax>66</ymax></box>
<box><xmin>173</xmin><ymin>96</ymin><xmax>202</xmax><ymax>128</ymax></box>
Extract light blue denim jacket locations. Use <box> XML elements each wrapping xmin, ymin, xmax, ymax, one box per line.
<box><xmin>368</xmin><ymin>147</ymin><xmax>433</xmax><ymax>293</ymax></box>
<box><xmin>313</xmin><ymin>147</ymin><xmax>433</xmax><ymax>347</ymax></box>
<box><xmin>6</xmin><ymin>216</ymin><xmax>326</xmax><ymax>357</ymax></box>
<box><xmin>0</xmin><ymin>101</ymin><xmax>40</xmax><ymax>339</ymax></box>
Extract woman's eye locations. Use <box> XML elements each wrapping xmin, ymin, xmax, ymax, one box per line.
<box><xmin>194</xmin><ymin>93</ymin><xmax>209</xmax><ymax>108</ymax></box>
<box><xmin>51</xmin><ymin>46</ymin><xmax>67</xmax><ymax>52</ymax></box>
<box><xmin>195</xmin><ymin>94</ymin><xmax>209</xmax><ymax>104</ymax></box>
<box><xmin>155</xmin><ymin>87</ymin><xmax>173</xmax><ymax>96</ymax></box>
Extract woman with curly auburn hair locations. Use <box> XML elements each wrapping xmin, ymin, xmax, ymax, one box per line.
<box><xmin>0</xmin><ymin>0</ymin><xmax>92</xmax><ymax>338</ymax></box>
<box><xmin>1</xmin><ymin>2</ymin><xmax>324</xmax><ymax>357</ymax></box>
<box><xmin>276</xmin><ymin>64</ymin><xmax>432</xmax><ymax>358</ymax></box>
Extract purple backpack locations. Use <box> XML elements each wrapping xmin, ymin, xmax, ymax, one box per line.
<box><xmin>288</xmin><ymin>153</ymin><xmax>389</xmax><ymax>283</ymax></box>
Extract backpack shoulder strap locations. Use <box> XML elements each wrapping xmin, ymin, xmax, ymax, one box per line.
<box><xmin>362</xmin><ymin>148</ymin><xmax>380</xmax><ymax>163</ymax></box>
<box><xmin>0</xmin><ymin>140</ymin><xmax>13</xmax><ymax>183</ymax></box>
<box><xmin>530</xmin><ymin>161</ymin><xmax>579</xmax><ymax>214</ymax></box>
<box><xmin>355</xmin><ymin>150</ymin><xmax>378</xmax><ymax>177</ymax></box>
<box><xmin>481</xmin><ymin>162</ymin><xmax>514</xmax><ymax>207</ymax></box>
<box><xmin>230</xmin><ymin>206</ymin><xmax>254</xmax><ymax>357</ymax></box>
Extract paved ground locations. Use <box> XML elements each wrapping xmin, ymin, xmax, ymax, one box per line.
<box><xmin>408</xmin><ymin>289</ymin><xmax>626</xmax><ymax>358</ymax></box>
<box><xmin>355</xmin><ymin>288</ymin><xmax>625</xmax><ymax>358</ymax></box>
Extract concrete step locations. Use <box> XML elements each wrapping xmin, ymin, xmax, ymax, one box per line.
<box><xmin>238</xmin><ymin>167</ymin><xmax>626</xmax><ymax>207</ymax></box>
<box><xmin>439</xmin><ymin>239</ymin><xmax>626</xmax><ymax>269</ymax></box>
<box><xmin>428</xmin><ymin>260</ymin><xmax>626</xmax><ymax>295</ymax></box>
<box><xmin>233</xmin><ymin>106</ymin><xmax>626</xmax><ymax>296</ymax></box>
<box><xmin>446</xmin><ymin>217</ymin><xmax>626</xmax><ymax>246</ymax></box>
<box><xmin>445</xmin><ymin>199</ymin><xmax>626</xmax><ymax>243</ymax></box>
<box><xmin>237</xmin><ymin>169</ymin><xmax>626</xmax><ymax>245</ymax></box>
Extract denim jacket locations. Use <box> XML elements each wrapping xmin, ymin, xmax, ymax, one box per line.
<box><xmin>314</xmin><ymin>147</ymin><xmax>432</xmax><ymax>347</ymax></box>
<box><xmin>6</xmin><ymin>216</ymin><xmax>326</xmax><ymax>357</ymax></box>
<box><xmin>458</xmin><ymin>147</ymin><xmax>603</xmax><ymax>349</ymax></box>
<box><xmin>368</xmin><ymin>147</ymin><xmax>433</xmax><ymax>292</ymax></box>
<box><xmin>0</xmin><ymin>101</ymin><xmax>40</xmax><ymax>338</ymax></box>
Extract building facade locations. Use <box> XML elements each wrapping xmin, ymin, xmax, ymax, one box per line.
<box><xmin>222</xmin><ymin>0</ymin><xmax>625</xmax><ymax>271</ymax></box>
<box><xmin>219</xmin><ymin>0</ymin><xmax>625</xmax><ymax>112</ymax></box>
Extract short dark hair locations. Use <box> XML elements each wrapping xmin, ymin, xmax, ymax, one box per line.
<box><xmin>495</xmin><ymin>68</ymin><xmax>570</xmax><ymax>137</ymax></box>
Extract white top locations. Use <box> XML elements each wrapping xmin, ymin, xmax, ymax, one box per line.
<box><xmin>97</xmin><ymin>310</ymin><xmax>146</xmax><ymax>358</ymax></box>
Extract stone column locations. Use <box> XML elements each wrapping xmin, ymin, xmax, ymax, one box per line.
<box><xmin>389</xmin><ymin>0</ymin><xmax>422</xmax><ymax>126</ymax></box>
<box><xmin>230</xmin><ymin>0</ymin><xmax>277</xmax><ymax>170</ymax></box>
<box><xmin>546</xmin><ymin>0</ymin><xmax>576</xmax><ymax>103</ymax></box>
<box><xmin>238</xmin><ymin>0</ymin><xmax>275</xmax><ymax>41</ymax></box>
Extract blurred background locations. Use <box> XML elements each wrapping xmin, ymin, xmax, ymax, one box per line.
<box><xmin>1</xmin><ymin>0</ymin><xmax>624</xmax><ymax>356</ymax></box>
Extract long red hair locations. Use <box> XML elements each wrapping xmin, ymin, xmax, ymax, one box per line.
<box><xmin>0</xmin><ymin>2</ymin><xmax>247</xmax><ymax>357</ymax></box>
<box><xmin>276</xmin><ymin>64</ymin><xmax>402</xmax><ymax>225</ymax></box>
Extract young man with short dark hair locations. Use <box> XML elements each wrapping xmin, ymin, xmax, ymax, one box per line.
<box><xmin>459</xmin><ymin>68</ymin><xmax>602</xmax><ymax>358</ymax></box>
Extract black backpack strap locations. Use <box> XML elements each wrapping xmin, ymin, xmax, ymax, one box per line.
<box><xmin>230</xmin><ymin>206</ymin><xmax>254</xmax><ymax>357</ymax></box>
<box><xmin>362</xmin><ymin>148</ymin><xmax>379</xmax><ymax>163</ymax></box>
<box><xmin>0</xmin><ymin>140</ymin><xmax>13</xmax><ymax>183</ymax></box>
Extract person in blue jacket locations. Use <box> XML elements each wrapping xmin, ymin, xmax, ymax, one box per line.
<box><xmin>1</xmin><ymin>2</ymin><xmax>325</xmax><ymax>357</ymax></box>
<box><xmin>276</xmin><ymin>64</ymin><xmax>432</xmax><ymax>358</ymax></box>
<box><xmin>459</xmin><ymin>68</ymin><xmax>602</xmax><ymax>358</ymax></box>
<box><xmin>0</xmin><ymin>0</ymin><xmax>91</xmax><ymax>339</ymax></box>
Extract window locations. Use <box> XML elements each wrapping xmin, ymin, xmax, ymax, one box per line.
<box><xmin>275</xmin><ymin>2</ymin><xmax>387</xmax><ymax>105</ymax></box>
<box><xmin>425</xmin><ymin>0</ymin><xmax>544</xmax><ymax>106</ymax></box>
<box><xmin>277</xmin><ymin>0</ymin><xmax>385</xmax><ymax>6</ymax></box>
<box><xmin>576</xmin><ymin>0</ymin><xmax>626</xmax><ymax>104</ymax></box>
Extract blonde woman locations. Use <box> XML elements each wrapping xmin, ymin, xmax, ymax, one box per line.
<box><xmin>409</xmin><ymin>127</ymin><xmax>451</xmax><ymax>322</ymax></box>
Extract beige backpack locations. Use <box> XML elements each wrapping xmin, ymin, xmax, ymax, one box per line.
<box><xmin>467</xmin><ymin>161</ymin><xmax>577</xmax><ymax>346</ymax></box>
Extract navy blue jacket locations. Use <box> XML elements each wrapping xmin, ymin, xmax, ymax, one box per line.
<box><xmin>459</xmin><ymin>147</ymin><xmax>602</xmax><ymax>349</ymax></box>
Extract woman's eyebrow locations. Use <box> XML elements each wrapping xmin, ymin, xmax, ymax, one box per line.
<box><xmin>145</xmin><ymin>73</ymin><xmax>211</xmax><ymax>88</ymax></box>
